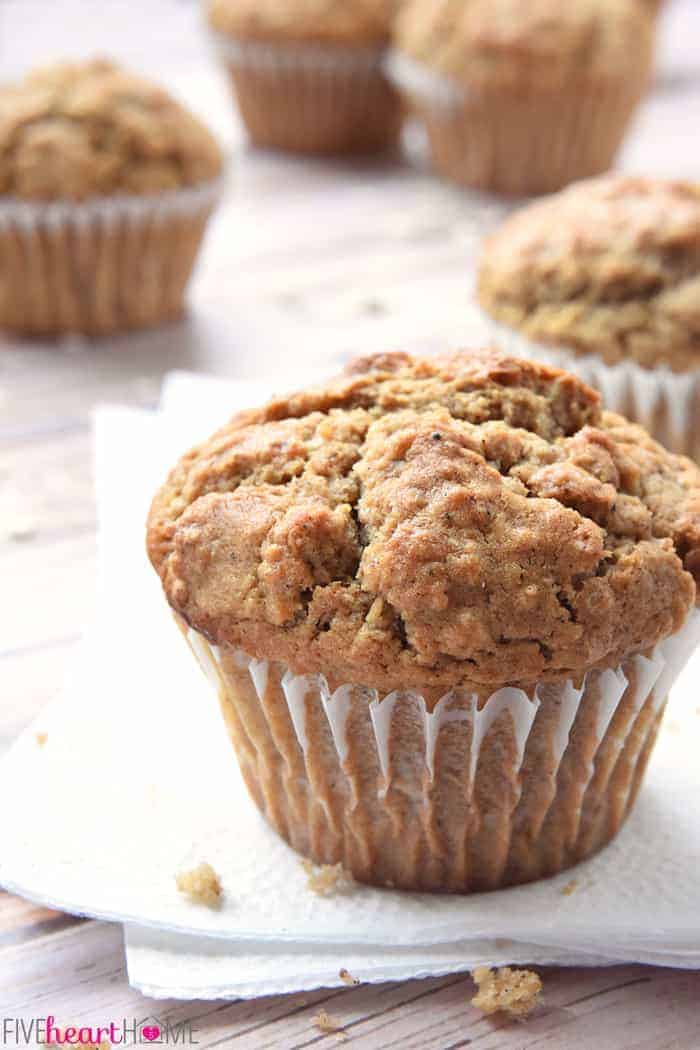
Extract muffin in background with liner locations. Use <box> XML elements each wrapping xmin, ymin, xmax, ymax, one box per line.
<box><xmin>388</xmin><ymin>0</ymin><xmax>654</xmax><ymax>194</ymax></box>
<box><xmin>478</xmin><ymin>176</ymin><xmax>700</xmax><ymax>461</ymax></box>
<box><xmin>147</xmin><ymin>349</ymin><xmax>700</xmax><ymax>894</ymax></box>
<box><xmin>207</xmin><ymin>0</ymin><xmax>402</xmax><ymax>154</ymax></box>
<box><xmin>0</xmin><ymin>60</ymin><xmax>222</xmax><ymax>338</ymax></box>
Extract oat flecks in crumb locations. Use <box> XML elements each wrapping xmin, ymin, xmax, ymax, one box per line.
<box><xmin>35</xmin><ymin>732</ymin><xmax>48</xmax><ymax>748</ymax></box>
<box><xmin>175</xmin><ymin>862</ymin><xmax>222</xmax><ymax>908</ymax></box>
<box><xmin>302</xmin><ymin>858</ymin><xmax>351</xmax><ymax>897</ymax></box>
<box><xmin>561</xmin><ymin>878</ymin><xmax>578</xmax><ymax>896</ymax></box>
<box><xmin>471</xmin><ymin>966</ymin><xmax>543</xmax><ymax>1020</ymax></box>
<box><xmin>312</xmin><ymin>1010</ymin><xmax>344</xmax><ymax>1035</ymax></box>
<box><xmin>339</xmin><ymin>967</ymin><xmax>360</xmax><ymax>986</ymax></box>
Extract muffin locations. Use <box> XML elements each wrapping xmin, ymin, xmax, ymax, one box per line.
<box><xmin>388</xmin><ymin>0</ymin><xmax>654</xmax><ymax>194</ymax></box>
<box><xmin>147</xmin><ymin>349</ymin><xmax>700</xmax><ymax>893</ymax></box>
<box><xmin>207</xmin><ymin>0</ymin><xmax>402</xmax><ymax>154</ymax></box>
<box><xmin>478</xmin><ymin>176</ymin><xmax>700</xmax><ymax>461</ymax></box>
<box><xmin>0</xmin><ymin>60</ymin><xmax>222</xmax><ymax>337</ymax></box>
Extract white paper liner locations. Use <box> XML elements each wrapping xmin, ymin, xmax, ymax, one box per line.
<box><xmin>211</xmin><ymin>31</ymin><xmax>384</xmax><ymax>73</ymax></box>
<box><xmin>384</xmin><ymin>50</ymin><xmax>465</xmax><ymax>110</ymax></box>
<box><xmin>187</xmin><ymin>609</ymin><xmax>700</xmax><ymax>808</ymax></box>
<box><xmin>479</xmin><ymin>311</ymin><xmax>700</xmax><ymax>458</ymax></box>
<box><xmin>0</xmin><ymin>178</ymin><xmax>222</xmax><ymax>232</ymax></box>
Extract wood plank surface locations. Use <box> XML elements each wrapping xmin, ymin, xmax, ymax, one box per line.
<box><xmin>2</xmin><ymin>1</ymin><xmax>700</xmax><ymax>1045</ymax></box>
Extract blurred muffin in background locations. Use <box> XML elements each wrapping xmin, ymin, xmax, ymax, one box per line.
<box><xmin>388</xmin><ymin>0</ymin><xmax>654</xmax><ymax>194</ymax></box>
<box><xmin>207</xmin><ymin>0</ymin><xmax>402</xmax><ymax>154</ymax></box>
<box><xmin>0</xmin><ymin>60</ymin><xmax>222</xmax><ymax>338</ymax></box>
<box><xmin>478</xmin><ymin>175</ymin><xmax>700</xmax><ymax>460</ymax></box>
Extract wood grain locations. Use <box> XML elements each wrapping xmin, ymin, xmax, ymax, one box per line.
<box><xmin>2</xmin><ymin>1</ymin><xmax>700</xmax><ymax>1045</ymax></box>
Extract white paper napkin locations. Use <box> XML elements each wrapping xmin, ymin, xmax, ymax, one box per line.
<box><xmin>125</xmin><ymin>927</ymin><xmax>620</xmax><ymax>1001</ymax></box>
<box><xmin>2</xmin><ymin>372</ymin><xmax>700</xmax><ymax>1002</ymax></box>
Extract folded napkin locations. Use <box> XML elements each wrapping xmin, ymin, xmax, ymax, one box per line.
<box><xmin>2</xmin><ymin>371</ymin><xmax>700</xmax><ymax>1001</ymax></box>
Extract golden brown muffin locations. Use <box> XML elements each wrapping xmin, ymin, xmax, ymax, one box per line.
<box><xmin>146</xmin><ymin>351</ymin><xmax>700</xmax><ymax>893</ymax></box>
<box><xmin>207</xmin><ymin>0</ymin><xmax>402</xmax><ymax>154</ymax></box>
<box><xmin>0</xmin><ymin>59</ymin><xmax>222</xmax><ymax>200</ymax></box>
<box><xmin>479</xmin><ymin>177</ymin><xmax>700</xmax><ymax>373</ymax></box>
<box><xmin>0</xmin><ymin>59</ymin><xmax>222</xmax><ymax>337</ymax></box>
<box><xmin>395</xmin><ymin>0</ymin><xmax>653</xmax><ymax>87</ymax></box>
<box><xmin>389</xmin><ymin>0</ymin><xmax>654</xmax><ymax>193</ymax></box>
<box><xmin>478</xmin><ymin>176</ymin><xmax>700</xmax><ymax>460</ymax></box>
<box><xmin>208</xmin><ymin>0</ymin><xmax>396</xmax><ymax>47</ymax></box>
<box><xmin>149</xmin><ymin>348</ymin><xmax>699</xmax><ymax>693</ymax></box>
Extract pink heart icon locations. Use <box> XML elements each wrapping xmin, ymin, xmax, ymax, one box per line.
<box><xmin>141</xmin><ymin>1026</ymin><xmax>160</xmax><ymax>1042</ymax></box>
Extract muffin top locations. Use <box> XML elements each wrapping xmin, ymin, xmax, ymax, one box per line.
<box><xmin>478</xmin><ymin>176</ymin><xmax>700</xmax><ymax>372</ymax></box>
<box><xmin>0</xmin><ymin>60</ymin><xmax>222</xmax><ymax>201</ymax></box>
<box><xmin>148</xmin><ymin>350</ymin><xmax>700</xmax><ymax>699</ymax></box>
<box><xmin>394</xmin><ymin>0</ymin><xmax>653</xmax><ymax>87</ymax></box>
<box><xmin>208</xmin><ymin>0</ymin><xmax>397</xmax><ymax>47</ymax></box>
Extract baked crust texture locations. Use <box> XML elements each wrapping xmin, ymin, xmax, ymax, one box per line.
<box><xmin>478</xmin><ymin>176</ymin><xmax>700</xmax><ymax>372</ymax></box>
<box><xmin>148</xmin><ymin>349</ymin><xmax>700</xmax><ymax>694</ymax></box>
<box><xmin>0</xmin><ymin>60</ymin><xmax>222</xmax><ymax>201</ymax></box>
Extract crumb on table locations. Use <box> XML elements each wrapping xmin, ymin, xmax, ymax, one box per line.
<box><xmin>471</xmin><ymin>966</ymin><xmax>542</xmax><ymax>1020</ymax></box>
<box><xmin>312</xmin><ymin>1009</ymin><xmax>343</xmax><ymax>1034</ymax></box>
<box><xmin>339</xmin><ymin>967</ymin><xmax>360</xmax><ymax>986</ymax></box>
<box><xmin>561</xmin><ymin>878</ymin><xmax>578</xmax><ymax>896</ymax></box>
<box><xmin>175</xmin><ymin>862</ymin><xmax>222</xmax><ymax>908</ymax></box>
<box><xmin>301</xmin><ymin>858</ymin><xmax>351</xmax><ymax>896</ymax></box>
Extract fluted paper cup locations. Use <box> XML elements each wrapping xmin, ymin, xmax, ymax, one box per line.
<box><xmin>0</xmin><ymin>180</ymin><xmax>220</xmax><ymax>338</ymax></box>
<box><xmin>479</xmin><ymin>314</ymin><xmax>700</xmax><ymax>462</ymax></box>
<box><xmin>385</xmin><ymin>50</ymin><xmax>649</xmax><ymax>195</ymax></box>
<box><xmin>211</xmin><ymin>32</ymin><xmax>401</xmax><ymax>154</ymax></box>
<box><xmin>179</xmin><ymin>609</ymin><xmax>700</xmax><ymax>894</ymax></box>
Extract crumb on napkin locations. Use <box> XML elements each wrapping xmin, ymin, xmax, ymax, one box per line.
<box><xmin>301</xmin><ymin>858</ymin><xmax>351</xmax><ymax>896</ymax></box>
<box><xmin>35</xmin><ymin>732</ymin><xmax>48</xmax><ymax>748</ymax></box>
<box><xmin>471</xmin><ymin>966</ymin><xmax>542</xmax><ymax>1020</ymax></box>
<box><xmin>175</xmin><ymin>862</ymin><xmax>222</xmax><ymax>908</ymax></box>
<box><xmin>312</xmin><ymin>1010</ymin><xmax>344</xmax><ymax>1035</ymax></box>
<box><xmin>561</xmin><ymin>878</ymin><xmax>578</xmax><ymax>896</ymax></box>
<box><xmin>339</xmin><ymin>967</ymin><xmax>360</xmax><ymax>986</ymax></box>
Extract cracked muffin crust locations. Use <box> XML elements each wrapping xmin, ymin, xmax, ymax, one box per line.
<box><xmin>478</xmin><ymin>177</ymin><xmax>700</xmax><ymax>373</ymax></box>
<box><xmin>208</xmin><ymin>0</ymin><xmax>398</xmax><ymax>47</ymax></box>
<box><xmin>148</xmin><ymin>350</ymin><xmax>700</xmax><ymax>698</ymax></box>
<box><xmin>0</xmin><ymin>59</ymin><xmax>222</xmax><ymax>201</ymax></box>
<box><xmin>394</xmin><ymin>0</ymin><xmax>654</xmax><ymax>87</ymax></box>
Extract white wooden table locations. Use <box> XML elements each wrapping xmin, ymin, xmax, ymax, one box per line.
<box><xmin>2</xmin><ymin>2</ymin><xmax>700</xmax><ymax>1045</ymax></box>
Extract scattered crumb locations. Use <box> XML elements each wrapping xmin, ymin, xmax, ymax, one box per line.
<box><xmin>471</xmin><ymin>966</ymin><xmax>542</xmax><ymax>1020</ymax></box>
<box><xmin>312</xmin><ymin>1010</ymin><xmax>344</xmax><ymax>1035</ymax></box>
<box><xmin>301</xmin><ymin>858</ymin><xmax>351</xmax><ymax>897</ymax></box>
<box><xmin>561</xmin><ymin>878</ymin><xmax>578</xmax><ymax>896</ymax></box>
<box><xmin>175</xmin><ymin>862</ymin><xmax>222</xmax><ymax>908</ymax></box>
<box><xmin>362</xmin><ymin>297</ymin><xmax>388</xmax><ymax>316</ymax></box>
<box><xmin>35</xmin><ymin>732</ymin><xmax>48</xmax><ymax>748</ymax></box>
<box><xmin>3</xmin><ymin>512</ymin><xmax>37</xmax><ymax>542</ymax></box>
<box><xmin>339</xmin><ymin>967</ymin><xmax>360</xmax><ymax>986</ymax></box>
